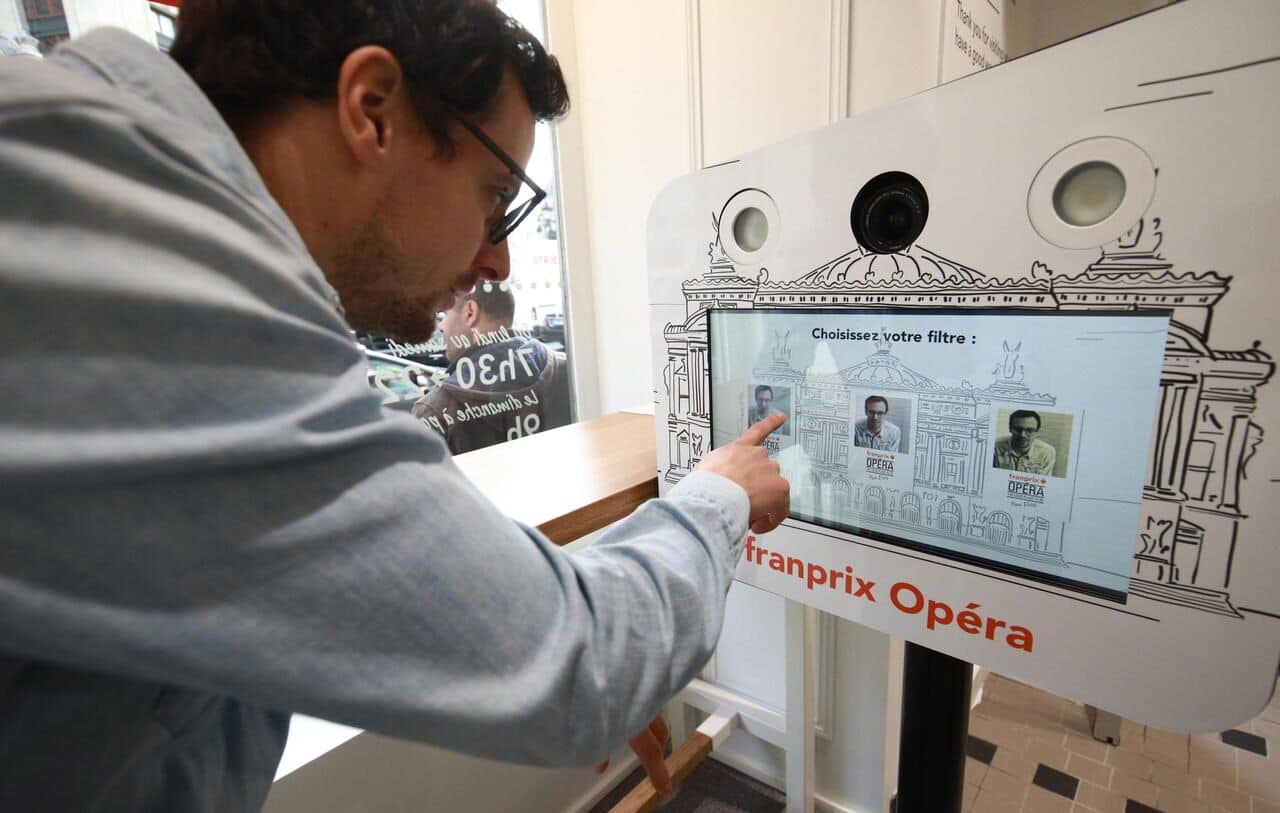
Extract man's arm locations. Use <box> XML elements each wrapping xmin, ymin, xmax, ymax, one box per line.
<box><xmin>0</xmin><ymin>86</ymin><xmax>752</xmax><ymax>768</ymax></box>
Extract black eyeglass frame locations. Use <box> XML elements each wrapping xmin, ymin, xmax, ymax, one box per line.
<box><xmin>447</xmin><ymin>108</ymin><xmax>547</xmax><ymax>245</ymax></box>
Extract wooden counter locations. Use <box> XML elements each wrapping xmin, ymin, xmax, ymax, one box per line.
<box><xmin>452</xmin><ymin>410</ymin><xmax>659</xmax><ymax>545</ymax></box>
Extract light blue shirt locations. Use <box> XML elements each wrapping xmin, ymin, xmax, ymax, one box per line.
<box><xmin>0</xmin><ymin>30</ymin><xmax>749</xmax><ymax>813</ymax></box>
<box><xmin>854</xmin><ymin>419</ymin><xmax>901</xmax><ymax>452</ymax></box>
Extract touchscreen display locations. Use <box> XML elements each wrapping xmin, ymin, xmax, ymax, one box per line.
<box><xmin>708</xmin><ymin>308</ymin><xmax>1170</xmax><ymax>601</ymax></box>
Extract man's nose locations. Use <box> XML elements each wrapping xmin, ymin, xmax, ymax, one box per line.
<box><xmin>473</xmin><ymin>239</ymin><xmax>511</xmax><ymax>282</ymax></box>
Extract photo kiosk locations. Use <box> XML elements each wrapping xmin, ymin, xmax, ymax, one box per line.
<box><xmin>647</xmin><ymin>1</ymin><xmax>1279</xmax><ymax>809</ymax></box>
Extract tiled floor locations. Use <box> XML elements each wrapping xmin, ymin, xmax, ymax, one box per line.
<box><xmin>963</xmin><ymin>673</ymin><xmax>1280</xmax><ymax>813</ymax></box>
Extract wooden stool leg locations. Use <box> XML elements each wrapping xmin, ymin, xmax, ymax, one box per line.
<box><xmin>607</xmin><ymin>712</ymin><xmax>737</xmax><ymax>813</ymax></box>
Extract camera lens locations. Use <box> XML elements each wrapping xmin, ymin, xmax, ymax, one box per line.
<box><xmin>850</xmin><ymin>171</ymin><xmax>929</xmax><ymax>254</ymax></box>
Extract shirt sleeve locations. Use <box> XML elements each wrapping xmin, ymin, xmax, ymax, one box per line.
<box><xmin>0</xmin><ymin>74</ymin><xmax>750</xmax><ymax>767</ymax></box>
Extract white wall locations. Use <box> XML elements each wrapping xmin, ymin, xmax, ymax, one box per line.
<box><xmin>848</xmin><ymin>0</ymin><xmax>943</xmax><ymax>115</ymax></box>
<box><xmin>544</xmin><ymin>0</ymin><xmax>603</xmax><ymax>419</ymax></box>
<box><xmin>65</xmin><ymin>0</ymin><xmax>156</xmax><ymax>45</ymax></box>
<box><xmin>0</xmin><ymin>1</ymin><xmax>24</xmax><ymax>39</ymax></box>
<box><xmin>697</xmin><ymin>0</ymin><xmax>836</xmax><ymax>166</ymax></box>
<box><xmin>1010</xmin><ymin>0</ymin><xmax>1169</xmax><ymax>58</ymax></box>
<box><xmin>560</xmin><ymin>0</ymin><xmax>694</xmax><ymax>415</ymax></box>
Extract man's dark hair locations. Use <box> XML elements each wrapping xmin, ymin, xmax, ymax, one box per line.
<box><xmin>171</xmin><ymin>1</ymin><xmax>570</xmax><ymax>146</ymax></box>
<box><xmin>754</xmin><ymin>385</ymin><xmax>773</xmax><ymax>398</ymax></box>
<box><xmin>1009</xmin><ymin>409</ymin><xmax>1042</xmax><ymax>430</ymax></box>
<box><xmin>865</xmin><ymin>395</ymin><xmax>889</xmax><ymax>412</ymax></box>
<box><xmin>460</xmin><ymin>281</ymin><xmax>516</xmax><ymax>327</ymax></box>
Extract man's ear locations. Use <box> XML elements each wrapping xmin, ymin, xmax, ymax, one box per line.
<box><xmin>462</xmin><ymin>300</ymin><xmax>480</xmax><ymax>328</ymax></box>
<box><xmin>336</xmin><ymin>46</ymin><xmax>406</xmax><ymax>168</ymax></box>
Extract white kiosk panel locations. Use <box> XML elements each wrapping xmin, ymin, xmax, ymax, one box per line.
<box><xmin>647</xmin><ymin>0</ymin><xmax>1280</xmax><ymax>730</ymax></box>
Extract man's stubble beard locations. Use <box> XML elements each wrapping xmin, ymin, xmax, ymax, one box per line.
<box><xmin>331</xmin><ymin>202</ymin><xmax>441</xmax><ymax>344</ymax></box>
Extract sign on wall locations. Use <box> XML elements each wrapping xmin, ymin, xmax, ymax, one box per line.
<box><xmin>938</xmin><ymin>0</ymin><xmax>1013</xmax><ymax>82</ymax></box>
<box><xmin>647</xmin><ymin>0</ymin><xmax>1280</xmax><ymax>731</ymax></box>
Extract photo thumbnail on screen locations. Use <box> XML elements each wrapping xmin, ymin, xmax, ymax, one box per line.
<box><xmin>708</xmin><ymin>308</ymin><xmax>1170</xmax><ymax>600</ymax></box>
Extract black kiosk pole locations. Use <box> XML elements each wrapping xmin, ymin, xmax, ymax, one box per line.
<box><xmin>894</xmin><ymin>642</ymin><xmax>972</xmax><ymax>813</ymax></box>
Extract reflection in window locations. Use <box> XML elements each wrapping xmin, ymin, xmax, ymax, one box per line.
<box><xmin>362</xmin><ymin>0</ymin><xmax>577</xmax><ymax>454</ymax></box>
<box><xmin>20</xmin><ymin>0</ymin><xmax>68</xmax><ymax>52</ymax></box>
<box><xmin>153</xmin><ymin>8</ymin><xmax>176</xmax><ymax>52</ymax></box>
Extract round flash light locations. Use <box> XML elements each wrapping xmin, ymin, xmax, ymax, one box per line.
<box><xmin>733</xmin><ymin>207</ymin><xmax>769</xmax><ymax>252</ymax></box>
<box><xmin>1028</xmin><ymin>137</ymin><xmax>1155</xmax><ymax>250</ymax></box>
<box><xmin>718</xmin><ymin>189</ymin><xmax>779</xmax><ymax>265</ymax></box>
<box><xmin>1053</xmin><ymin>161</ymin><xmax>1126</xmax><ymax>227</ymax></box>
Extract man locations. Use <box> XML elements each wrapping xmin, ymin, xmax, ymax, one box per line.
<box><xmin>0</xmin><ymin>3</ymin><xmax>790</xmax><ymax>812</ymax></box>
<box><xmin>854</xmin><ymin>395</ymin><xmax>902</xmax><ymax>452</ymax></box>
<box><xmin>993</xmin><ymin>409</ymin><xmax>1056</xmax><ymax>475</ymax></box>
<box><xmin>413</xmin><ymin>280</ymin><xmax>570</xmax><ymax>453</ymax></box>
<box><xmin>749</xmin><ymin>384</ymin><xmax>788</xmax><ymax>433</ymax></box>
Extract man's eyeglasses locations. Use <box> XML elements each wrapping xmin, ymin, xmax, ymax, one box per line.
<box><xmin>447</xmin><ymin>109</ymin><xmax>547</xmax><ymax>245</ymax></box>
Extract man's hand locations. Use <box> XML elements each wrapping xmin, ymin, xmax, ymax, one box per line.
<box><xmin>694</xmin><ymin>413</ymin><xmax>791</xmax><ymax>534</ymax></box>
<box><xmin>593</xmin><ymin>715</ymin><xmax>672</xmax><ymax>795</ymax></box>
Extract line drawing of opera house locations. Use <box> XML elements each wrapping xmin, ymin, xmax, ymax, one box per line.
<box><xmin>750</xmin><ymin>326</ymin><xmax>1066</xmax><ymax>574</ymax></box>
<box><xmin>660</xmin><ymin>217</ymin><xmax>1272</xmax><ymax>616</ymax></box>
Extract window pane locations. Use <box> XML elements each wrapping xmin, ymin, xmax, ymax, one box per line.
<box><xmin>20</xmin><ymin>0</ymin><xmax>67</xmax><ymax>52</ymax></box>
<box><xmin>499</xmin><ymin>0</ymin><xmax>569</xmax><ymax>350</ymax></box>
<box><xmin>153</xmin><ymin>9</ymin><xmax>175</xmax><ymax>51</ymax></box>
<box><xmin>506</xmin><ymin>124</ymin><xmax>563</xmax><ymax>343</ymax></box>
<box><xmin>379</xmin><ymin>0</ymin><xmax>577</xmax><ymax>456</ymax></box>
